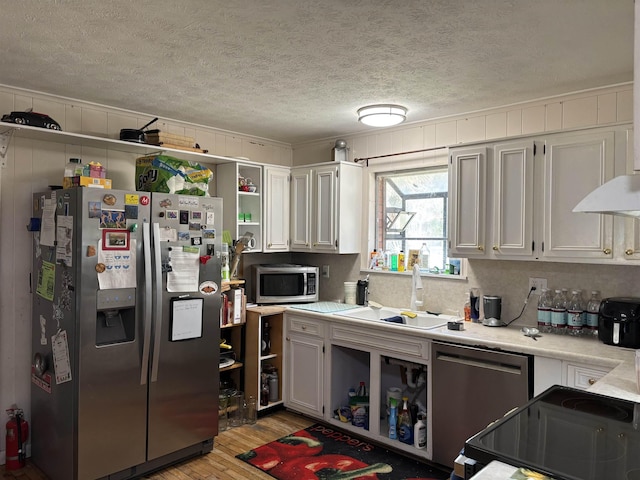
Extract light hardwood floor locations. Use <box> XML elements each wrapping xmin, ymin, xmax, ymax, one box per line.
<box><xmin>1</xmin><ymin>409</ymin><xmax>313</xmax><ymax>480</ymax></box>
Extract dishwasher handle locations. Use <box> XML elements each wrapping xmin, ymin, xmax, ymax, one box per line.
<box><xmin>435</xmin><ymin>351</ymin><xmax>525</xmax><ymax>375</ymax></box>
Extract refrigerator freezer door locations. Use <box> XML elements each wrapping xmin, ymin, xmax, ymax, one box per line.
<box><xmin>76</xmin><ymin>189</ymin><xmax>150</xmax><ymax>479</ymax></box>
<box><xmin>147</xmin><ymin>193</ymin><xmax>221</xmax><ymax>460</ymax></box>
<box><xmin>31</xmin><ymin>188</ymin><xmax>151</xmax><ymax>480</ymax></box>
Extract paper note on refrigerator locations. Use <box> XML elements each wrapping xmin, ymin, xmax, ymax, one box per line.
<box><xmin>55</xmin><ymin>215</ymin><xmax>74</xmax><ymax>267</ymax></box>
<box><xmin>97</xmin><ymin>239</ymin><xmax>137</xmax><ymax>289</ymax></box>
<box><xmin>52</xmin><ymin>330</ymin><xmax>72</xmax><ymax>384</ymax></box>
<box><xmin>167</xmin><ymin>249</ymin><xmax>200</xmax><ymax>292</ymax></box>
<box><xmin>170</xmin><ymin>298</ymin><xmax>203</xmax><ymax>341</ymax></box>
<box><xmin>40</xmin><ymin>197</ymin><xmax>56</xmax><ymax>246</ymax></box>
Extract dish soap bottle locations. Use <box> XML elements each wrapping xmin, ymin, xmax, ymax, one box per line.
<box><xmin>398</xmin><ymin>397</ymin><xmax>413</xmax><ymax>445</ymax></box>
<box><xmin>388</xmin><ymin>398</ymin><xmax>398</xmax><ymax>440</ymax></box>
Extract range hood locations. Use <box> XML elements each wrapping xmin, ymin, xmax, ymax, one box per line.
<box><xmin>573</xmin><ymin>174</ymin><xmax>640</xmax><ymax>218</ymax></box>
<box><xmin>573</xmin><ymin>1</ymin><xmax>640</xmax><ymax>218</ymax></box>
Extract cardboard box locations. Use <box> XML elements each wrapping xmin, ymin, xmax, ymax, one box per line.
<box><xmin>135</xmin><ymin>154</ymin><xmax>212</xmax><ymax>196</ymax></box>
<box><xmin>63</xmin><ymin>176</ymin><xmax>112</xmax><ymax>189</ymax></box>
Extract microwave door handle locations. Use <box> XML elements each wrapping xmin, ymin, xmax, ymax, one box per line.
<box><xmin>140</xmin><ymin>222</ymin><xmax>152</xmax><ymax>385</ymax></box>
<box><xmin>303</xmin><ymin>273</ymin><xmax>308</xmax><ymax>294</ymax></box>
<box><xmin>151</xmin><ymin>222</ymin><xmax>163</xmax><ymax>383</ymax></box>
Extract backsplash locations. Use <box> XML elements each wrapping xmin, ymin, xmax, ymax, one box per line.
<box><xmin>243</xmin><ymin>253</ymin><xmax>640</xmax><ymax>327</ymax></box>
<box><xmin>366</xmin><ymin>259</ymin><xmax>640</xmax><ymax>328</ymax></box>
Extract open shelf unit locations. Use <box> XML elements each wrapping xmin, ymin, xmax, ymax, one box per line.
<box><xmin>245</xmin><ymin>306</ymin><xmax>284</xmax><ymax>411</ymax></box>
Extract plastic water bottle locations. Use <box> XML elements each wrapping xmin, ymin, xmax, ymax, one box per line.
<box><xmin>64</xmin><ymin>157</ymin><xmax>83</xmax><ymax>177</ymax></box>
<box><xmin>586</xmin><ymin>291</ymin><xmax>602</xmax><ymax>337</ymax></box>
<box><xmin>566</xmin><ymin>290</ymin><xmax>583</xmax><ymax>336</ymax></box>
<box><xmin>537</xmin><ymin>288</ymin><xmax>552</xmax><ymax>333</ymax></box>
<box><xmin>419</xmin><ymin>243</ymin><xmax>430</xmax><ymax>272</ymax></box>
<box><xmin>550</xmin><ymin>289</ymin><xmax>567</xmax><ymax>334</ymax></box>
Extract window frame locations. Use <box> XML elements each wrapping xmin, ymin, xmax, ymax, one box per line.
<box><xmin>361</xmin><ymin>149</ymin><xmax>466</xmax><ymax>278</ymax></box>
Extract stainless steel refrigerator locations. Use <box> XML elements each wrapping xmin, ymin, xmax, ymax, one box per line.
<box><xmin>30</xmin><ymin>188</ymin><xmax>222</xmax><ymax>480</ymax></box>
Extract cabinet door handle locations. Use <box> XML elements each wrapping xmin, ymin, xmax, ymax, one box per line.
<box><xmin>626</xmin><ymin>248</ymin><xmax>634</xmax><ymax>256</ymax></box>
<box><xmin>286</xmin><ymin>336</ymin><xmax>290</xmax><ymax>341</ymax></box>
<box><xmin>477</xmin><ymin>246</ymin><xmax>484</xmax><ymax>251</ymax></box>
<box><xmin>603</xmin><ymin>248</ymin><xmax>612</xmax><ymax>255</ymax></box>
<box><xmin>301</xmin><ymin>325</ymin><xmax>307</xmax><ymax>330</ymax></box>
<box><xmin>268</xmin><ymin>243</ymin><xmax>272</xmax><ymax>247</ymax></box>
<box><xmin>588</xmin><ymin>378</ymin><xmax>596</xmax><ymax>385</ymax></box>
<box><xmin>492</xmin><ymin>245</ymin><xmax>498</xmax><ymax>251</ymax></box>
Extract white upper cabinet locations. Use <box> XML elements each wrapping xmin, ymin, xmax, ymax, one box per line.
<box><xmin>449</xmin><ymin>126</ymin><xmax>628</xmax><ymax>264</ymax></box>
<box><xmin>448</xmin><ymin>147</ymin><xmax>487</xmax><ymax>257</ymax></box>
<box><xmin>291</xmin><ymin>162</ymin><xmax>362</xmax><ymax>254</ymax></box>
<box><xmin>290</xmin><ymin>168</ymin><xmax>313</xmax><ymax>251</ymax></box>
<box><xmin>491</xmin><ymin>140</ymin><xmax>535</xmax><ymax>258</ymax></box>
<box><xmin>541</xmin><ymin>131</ymin><xmax>615</xmax><ymax>261</ymax></box>
<box><xmin>263</xmin><ymin>166</ymin><xmax>290</xmax><ymax>252</ymax></box>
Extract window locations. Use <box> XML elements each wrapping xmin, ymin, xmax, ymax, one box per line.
<box><xmin>375</xmin><ymin>166</ymin><xmax>456</xmax><ymax>273</ymax></box>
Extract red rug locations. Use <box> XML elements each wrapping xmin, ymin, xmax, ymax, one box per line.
<box><xmin>237</xmin><ymin>423</ymin><xmax>450</xmax><ymax>480</ymax></box>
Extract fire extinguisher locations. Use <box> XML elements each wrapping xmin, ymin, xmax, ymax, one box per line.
<box><xmin>6</xmin><ymin>407</ymin><xmax>28</xmax><ymax>471</ymax></box>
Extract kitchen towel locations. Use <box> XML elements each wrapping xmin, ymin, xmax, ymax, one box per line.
<box><xmin>237</xmin><ymin>423</ymin><xmax>449</xmax><ymax>480</ymax></box>
<box><xmin>290</xmin><ymin>302</ymin><xmax>360</xmax><ymax>314</ymax></box>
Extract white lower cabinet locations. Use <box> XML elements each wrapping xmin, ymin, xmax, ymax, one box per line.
<box><xmin>534</xmin><ymin>356</ymin><xmax>612</xmax><ymax>396</ymax></box>
<box><xmin>284</xmin><ymin>313</ymin><xmax>433</xmax><ymax>460</ymax></box>
<box><xmin>283</xmin><ymin>314</ymin><xmax>325</xmax><ymax>419</ymax></box>
<box><xmin>328</xmin><ymin>323</ymin><xmax>432</xmax><ymax>460</ymax></box>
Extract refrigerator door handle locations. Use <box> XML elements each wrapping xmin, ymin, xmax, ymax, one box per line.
<box><xmin>151</xmin><ymin>222</ymin><xmax>163</xmax><ymax>383</ymax></box>
<box><xmin>140</xmin><ymin>222</ymin><xmax>152</xmax><ymax>385</ymax></box>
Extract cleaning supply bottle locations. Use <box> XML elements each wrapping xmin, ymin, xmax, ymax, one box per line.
<box><xmin>356</xmin><ymin>381</ymin><xmax>367</xmax><ymax>397</ymax></box>
<box><xmin>388</xmin><ymin>398</ymin><xmax>397</xmax><ymax>440</ymax></box>
<box><xmin>414</xmin><ymin>412</ymin><xmax>427</xmax><ymax>449</ymax></box>
<box><xmin>398</xmin><ymin>397</ymin><xmax>413</xmax><ymax>445</ymax></box>
<box><xmin>463</xmin><ymin>292</ymin><xmax>471</xmax><ymax>322</ymax></box>
<box><xmin>398</xmin><ymin>250</ymin><xmax>405</xmax><ymax>272</ymax></box>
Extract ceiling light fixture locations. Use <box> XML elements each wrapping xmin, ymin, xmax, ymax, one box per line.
<box><xmin>357</xmin><ymin>104</ymin><xmax>407</xmax><ymax>127</ymax></box>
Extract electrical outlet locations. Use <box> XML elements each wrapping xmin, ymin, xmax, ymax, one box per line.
<box><xmin>322</xmin><ymin>265</ymin><xmax>330</xmax><ymax>278</ymax></box>
<box><xmin>529</xmin><ymin>277</ymin><xmax>547</xmax><ymax>292</ymax></box>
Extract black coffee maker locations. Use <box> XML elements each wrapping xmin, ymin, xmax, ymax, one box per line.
<box><xmin>356</xmin><ymin>277</ymin><xmax>369</xmax><ymax>306</ymax></box>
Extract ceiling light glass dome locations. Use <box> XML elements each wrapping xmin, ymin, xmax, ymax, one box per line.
<box><xmin>357</xmin><ymin>104</ymin><xmax>407</xmax><ymax>127</ymax></box>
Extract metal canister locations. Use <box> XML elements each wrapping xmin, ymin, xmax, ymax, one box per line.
<box><xmin>268</xmin><ymin>371</ymin><xmax>279</xmax><ymax>402</ymax></box>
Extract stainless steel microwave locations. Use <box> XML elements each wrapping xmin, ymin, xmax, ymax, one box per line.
<box><xmin>253</xmin><ymin>264</ymin><xmax>319</xmax><ymax>304</ymax></box>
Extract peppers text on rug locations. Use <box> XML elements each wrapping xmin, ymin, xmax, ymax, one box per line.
<box><xmin>237</xmin><ymin>423</ymin><xmax>450</xmax><ymax>480</ymax></box>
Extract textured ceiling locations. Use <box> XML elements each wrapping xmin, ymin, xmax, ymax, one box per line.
<box><xmin>0</xmin><ymin>1</ymin><xmax>633</xmax><ymax>144</ymax></box>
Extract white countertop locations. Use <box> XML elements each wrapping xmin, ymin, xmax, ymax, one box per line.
<box><xmin>285</xmin><ymin>306</ymin><xmax>640</xmax><ymax>403</ymax></box>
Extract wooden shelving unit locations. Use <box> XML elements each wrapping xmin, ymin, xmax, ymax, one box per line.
<box><xmin>245</xmin><ymin>306</ymin><xmax>285</xmax><ymax>411</ymax></box>
<box><xmin>219</xmin><ymin>281</ymin><xmax>246</xmax><ymax>393</ymax></box>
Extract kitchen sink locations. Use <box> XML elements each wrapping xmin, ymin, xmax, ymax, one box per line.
<box><xmin>336</xmin><ymin>306</ymin><xmax>455</xmax><ymax>329</ymax></box>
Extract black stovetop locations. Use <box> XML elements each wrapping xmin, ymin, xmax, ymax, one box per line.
<box><xmin>465</xmin><ymin>385</ymin><xmax>640</xmax><ymax>480</ymax></box>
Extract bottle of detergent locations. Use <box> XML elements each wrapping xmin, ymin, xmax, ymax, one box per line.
<box><xmin>398</xmin><ymin>397</ymin><xmax>414</xmax><ymax>445</ymax></box>
<box><xmin>414</xmin><ymin>412</ymin><xmax>427</xmax><ymax>449</ymax></box>
<box><xmin>388</xmin><ymin>398</ymin><xmax>397</xmax><ymax>440</ymax></box>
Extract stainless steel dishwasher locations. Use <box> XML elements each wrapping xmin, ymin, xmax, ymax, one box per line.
<box><xmin>431</xmin><ymin>341</ymin><xmax>532</xmax><ymax>468</ymax></box>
